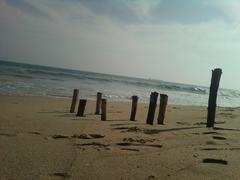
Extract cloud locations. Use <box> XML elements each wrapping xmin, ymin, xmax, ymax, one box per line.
<box><xmin>151</xmin><ymin>0</ymin><xmax>225</xmax><ymax>24</ymax></box>
<box><xmin>4</xmin><ymin>0</ymin><xmax>50</xmax><ymax>19</ymax></box>
<box><xmin>3</xmin><ymin>0</ymin><xmax>228</xmax><ymax>24</ymax></box>
<box><xmin>76</xmin><ymin>0</ymin><xmax>139</xmax><ymax>23</ymax></box>
<box><xmin>68</xmin><ymin>0</ymin><xmax>228</xmax><ymax>24</ymax></box>
<box><xmin>1</xmin><ymin>0</ymin><xmax>240</xmax><ymax>89</ymax></box>
<box><xmin>213</xmin><ymin>0</ymin><xmax>240</xmax><ymax>30</ymax></box>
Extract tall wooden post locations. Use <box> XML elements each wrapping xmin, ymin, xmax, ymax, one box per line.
<box><xmin>130</xmin><ymin>96</ymin><xmax>138</xmax><ymax>121</ymax></box>
<box><xmin>207</xmin><ymin>68</ymin><xmax>222</xmax><ymax>128</ymax></box>
<box><xmin>157</xmin><ymin>94</ymin><xmax>168</xmax><ymax>124</ymax></box>
<box><xmin>101</xmin><ymin>99</ymin><xmax>107</xmax><ymax>121</ymax></box>
<box><xmin>146</xmin><ymin>92</ymin><xmax>159</xmax><ymax>125</ymax></box>
<box><xmin>76</xmin><ymin>99</ymin><xmax>87</xmax><ymax>117</ymax></box>
<box><xmin>70</xmin><ymin>89</ymin><xmax>79</xmax><ymax>113</ymax></box>
<box><xmin>95</xmin><ymin>92</ymin><xmax>102</xmax><ymax>115</ymax></box>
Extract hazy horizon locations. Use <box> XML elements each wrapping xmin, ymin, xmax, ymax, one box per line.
<box><xmin>1</xmin><ymin>0</ymin><xmax>240</xmax><ymax>90</ymax></box>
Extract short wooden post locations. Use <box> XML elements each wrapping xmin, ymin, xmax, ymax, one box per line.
<box><xmin>76</xmin><ymin>99</ymin><xmax>87</xmax><ymax>117</ymax></box>
<box><xmin>146</xmin><ymin>92</ymin><xmax>159</xmax><ymax>125</ymax></box>
<box><xmin>157</xmin><ymin>94</ymin><xmax>168</xmax><ymax>124</ymax></box>
<box><xmin>95</xmin><ymin>92</ymin><xmax>102</xmax><ymax>115</ymax></box>
<box><xmin>101</xmin><ymin>99</ymin><xmax>107</xmax><ymax>121</ymax></box>
<box><xmin>130</xmin><ymin>96</ymin><xmax>138</xmax><ymax>121</ymax></box>
<box><xmin>70</xmin><ymin>89</ymin><xmax>79</xmax><ymax>113</ymax></box>
<box><xmin>207</xmin><ymin>68</ymin><xmax>222</xmax><ymax>128</ymax></box>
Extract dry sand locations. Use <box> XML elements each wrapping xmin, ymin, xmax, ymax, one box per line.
<box><xmin>1</xmin><ymin>95</ymin><xmax>240</xmax><ymax>180</ymax></box>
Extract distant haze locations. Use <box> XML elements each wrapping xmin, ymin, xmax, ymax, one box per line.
<box><xmin>1</xmin><ymin>0</ymin><xmax>240</xmax><ymax>89</ymax></box>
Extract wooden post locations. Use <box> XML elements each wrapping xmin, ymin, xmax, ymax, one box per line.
<box><xmin>76</xmin><ymin>99</ymin><xmax>87</xmax><ymax>117</ymax></box>
<box><xmin>130</xmin><ymin>96</ymin><xmax>138</xmax><ymax>121</ymax></box>
<box><xmin>70</xmin><ymin>89</ymin><xmax>79</xmax><ymax>113</ymax></box>
<box><xmin>101</xmin><ymin>99</ymin><xmax>107</xmax><ymax>121</ymax></box>
<box><xmin>95</xmin><ymin>92</ymin><xmax>102</xmax><ymax>115</ymax></box>
<box><xmin>146</xmin><ymin>92</ymin><xmax>159</xmax><ymax>125</ymax></box>
<box><xmin>207</xmin><ymin>68</ymin><xmax>222</xmax><ymax>128</ymax></box>
<box><xmin>157</xmin><ymin>94</ymin><xmax>168</xmax><ymax>124</ymax></box>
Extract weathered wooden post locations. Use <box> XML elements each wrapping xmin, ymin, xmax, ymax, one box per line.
<box><xmin>101</xmin><ymin>99</ymin><xmax>107</xmax><ymax>121</ymax></box>
<box><xmin>76</xmin><ymin>99</ymin><xmax>87</xmax><ymax>117</ymax></box>
<box><xmin>207</xmin><ymin>68</ymin><xmax>222</xmax><ymax>128</ymax></box>
<box><xmin>146</xmin><ymin>92</ymin><xmax>159</xmax><ymax>125</ymax></box>
<box><xmin>130</xmin><ymin>96</ymin><xmax>138</xmax><ymax>121</ymax></box>
<box><xmin>95</xmin><ymin>92</ymin><xmax>102</xmax><ymax>115</ymax></box>
<box><xmin>157</xmin><ymin>94</ymin><xmax>168</xmax><ymax>125</ymax></box>
<box><xmin>70</xmin><ymin>89</ymin><xmax>79</xmax><ymax>113</ymax></box>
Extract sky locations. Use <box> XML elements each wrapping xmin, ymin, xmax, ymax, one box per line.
<box><xmin>1</xmin><ymin>0</ymin><xmax>240</xmax><ymax>89</ymax></box>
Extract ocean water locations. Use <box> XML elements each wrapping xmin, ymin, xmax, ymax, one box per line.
<box><xmin>1</xmin><ymin>60</ymin><xmax>240</xmax><ymax>107</ymax></box>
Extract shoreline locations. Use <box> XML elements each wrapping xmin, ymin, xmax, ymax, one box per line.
<box><xmin>1</xmin><ymin>94</ymin><xmax>239</xmax><ymax>108</ymax></box>
<box><xmin>1</xmin><ymin>95</ymin><xmax>240</xmax><ymax>179</ymax></box>
<box><xmin>0</xmin><ymin>94</ymin><xmax>211</xmax><ymax>108</ymax></box>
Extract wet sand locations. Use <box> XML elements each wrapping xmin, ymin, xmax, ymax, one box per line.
<box><xmin>1</xmin><ymin>95</ymin><xmax>240</xmax><ymax>180</ymax></box>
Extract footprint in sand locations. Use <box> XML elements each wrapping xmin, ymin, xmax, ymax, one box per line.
<box><xmin>147</xmin><ymin>175</ymin><xmax>156</xmax><ymax>180</ymax></box>
<box><xmin>202</xmin><ymin>158</ymin><xmax>228</xmax><ymax>165</ymax></box>
<box><xmin>71</xmin><ymin>134</ymin><xmax>91</xmax><ymax>139</ymax></box>
<box><xmin>120</xmin><ymin>148</ymin><xmax>140</xmax><ymax>152</ymax></box>
<box><xmin>202</xmin><ymin>131</ymin><xmax>220</xmax><ymax>135</ymax></box>
<box><xmin>51</xmin><ymin>133</ymin><xmax>105</xmax><ymax>139</ymax></box>
<box><xmin>0</xmin><ymin>133</ymin><xmax>16</xmax><ymax>137</ymax></box>
<box><xmin>206</xmin><ymin>141</ymin><xmax>218</xmax><ymax>145</ymax></box>
<box><xmin>212</xmin><ymin>136</ymin><xmax>227</xmax><ymax>140</ymax></box>
<box><xmin>74</xmin><ymin>142</ymin><xmax>110</xmax><ymax>151</ymax></box>
<box><xmin>29</xmin><ymin>131</ymin><xmax>41</xmax><ymax>135</ymax></box>
<box><xmin>123</xmin><ymin>137</ymin><xmax>157</xmax><ymax>144</ymax></box>
<box><xmin>201</xmin><ymin>148</ymin><xmax>224</xmax><ymax>151</ymax></box>
<box><xmin>117</xmin><ymin>142</ymin><xmax>132</xmax><ymax>146</ymax></box>
<box><xmin>71</xmin><ymin>133</ymin><xmax>105</xmax><ymax>139</ymax></box>
<box><xmin>194</xmin><ymin>122</ymin><xmax>206</xmax><ymax>126</ymax></box>
<box><xmin>50</xmin><ymin>172</ymin><xmax>71</xmax><ymax>178</ymax></box>
<box><xmin>51</xmin><ymin>134</ymin><xmax>69</xmax><ymax>139</ymax></box>
<box><xmin>89</xmin><ymin>134</ymin><xmax>105</xmax><ymax>139</ymax></box>
<box><xmin>117</xmin><ymin>142</ymin><xmax>162</xmax><ymax>149</ymax></box>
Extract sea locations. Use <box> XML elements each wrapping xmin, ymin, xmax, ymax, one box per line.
<box><xmin>1</xmin><ymin>60</ymin><xmax>240</xmax><ymax>107</ymax></box>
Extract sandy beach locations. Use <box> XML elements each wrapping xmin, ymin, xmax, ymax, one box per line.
<box><xmin>1</xmin><ymin>95</ymin><xmax>240</xmax><ymax>180</ymax></box>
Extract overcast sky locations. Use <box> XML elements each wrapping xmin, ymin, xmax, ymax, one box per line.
<box><xmin>1</xmin><ymin>0</ymin><xmax>240</xmax><ymax>89</ymax></box>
